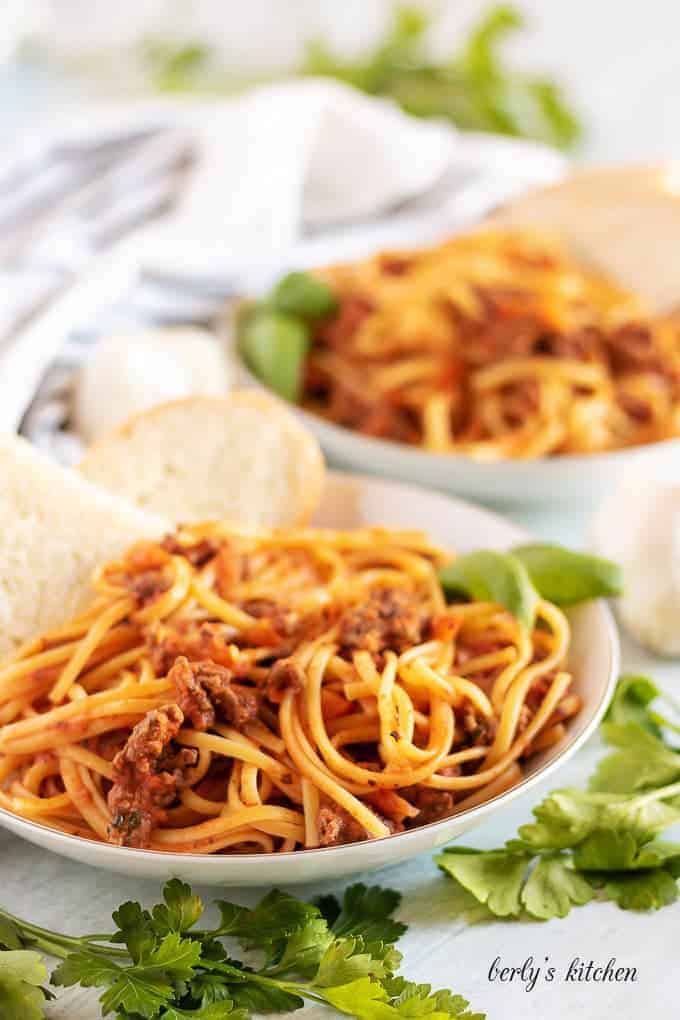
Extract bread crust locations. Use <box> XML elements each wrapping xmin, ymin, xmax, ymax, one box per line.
<box><xmin>79</xmin><ymin>390</ymin><xmax>326</xmax><ymax>526</ymax></box>
<box><xmin>0</xmin><ymin>434</ymin><xmax>168</xmax><ymax>656</ymax></box>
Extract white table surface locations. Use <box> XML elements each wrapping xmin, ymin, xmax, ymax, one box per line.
<box><xmin>0</xmin><ymin>502</ymin><xmax>677</xmax><ymax>1020</ymax></box>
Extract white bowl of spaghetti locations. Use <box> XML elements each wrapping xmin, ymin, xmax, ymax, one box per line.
<box><xmin>229</xmin><ymin>228</ymin><xmax>680</xmax><ymax>507</ymax></box>
<box><xmin>0</xmin><ymin>474</ymin><xmax>618</xmax><ymax>884</ymax></box>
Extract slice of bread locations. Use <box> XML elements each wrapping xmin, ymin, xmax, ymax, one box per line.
<box><xmin>79</xmin><ymin>391</ymin><xmax>325</xmax><ymax>527</ymax></box>
<box><xmin>0</xmin><ymin>434</ymin><xmax>168</xmax><ymax>657</ymax></box>
<box><xmin>485</xmin><ymin>163</ymin><xmax>680</xmax><ymax>313</ymax></box>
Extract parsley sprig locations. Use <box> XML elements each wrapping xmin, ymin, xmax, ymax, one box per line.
<box><xmin>0</xmin><ymin>882</ymin><xmax>483</xmax><ymax>1020</ymax></box>
<box><xmin>438</xmin><ymin>675</ymin><xmax>680</xmax><ymax>919</ymax></box>
<box><xmin>141</xmin><ymin>6</ymin><xmax>582</xmax><ymax>151</ymax></box>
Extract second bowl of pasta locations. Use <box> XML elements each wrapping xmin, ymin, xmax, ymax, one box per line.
<box><xmin>229</xmin><ymin>229</ymin><xmax>680</xmax><ymax>505</ymax></box>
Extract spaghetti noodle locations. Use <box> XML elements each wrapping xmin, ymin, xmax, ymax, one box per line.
<box><xmin>302</xmin><ymin>229</ymin><xmax>680</xmax><ymax>458</ymax></box>
<box><xmin>0</xmin><ymin>524</ymin><xmax>580</xmax><ymax>853</ymax></box>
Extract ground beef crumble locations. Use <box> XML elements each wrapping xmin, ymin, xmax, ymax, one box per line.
<box><xmin>338</xmin><ymin>587</ymin><xmax>426</xmax><ymax>657</ymax></box>
<box><xmin>403</xmin><ymin>786</ymin><xmax>455</xmax><ymax>826</ymax></box>
<box><xmin>317</xmin><ymin>802</ymin><xmax>367</xmax><ymax>846</ymax></box>
<box><xmin>107</xmin><ymin>704</ymin><xmax>196</xmax><ymax>849</ymax></box>
<box><xmin>265</xmin><ymin>658</ymin><xmax>305</xmax><ymax>703</ymax></box>
<box><xmin>161</xmin><ymin>534</ymin><xmax>220</xmax><ymax>567</ymax></box>
<box><xmin>458</xmin><ymin>707</ymin><xmax>498</xmax><ymax>747</ymax></box>
<box><xmin>170</xmin><ymin>656</ymin><xmax>259</xmax><ymax>731</ymax></box>
<box><xmin>126</xmin><ymin>570</ymin><xmax>170</xmax><ymax>608</ymax></box>
<box><xmin>145</xmin><ymin>619</ymin><xmax>241</xmax><ymax>675</ymax></box>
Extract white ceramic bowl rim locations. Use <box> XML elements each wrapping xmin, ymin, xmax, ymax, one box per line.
<box><xmin>0</xmin><ymin>476</ymin><xmax>620</xmax><ymax>871</ymax></box>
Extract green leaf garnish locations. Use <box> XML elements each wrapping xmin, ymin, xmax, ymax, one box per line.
<box><xmin>439</xmin><ymin>776</ymin><xmax>680</xmax><ymax>919</ymax></box>
<box><xmin>0</xmin><ymin>951</ymin><xmax>49</xmax><ymax>1020</ymax></box>
<box><xmin>318</xmin><ymin>883</ymin><xmax>407</xmax><ymax>945</ymax></box>
<box><xmin>0</xmin><ymin>876</ymin><xmax>485</xmax><ymax>1019</ymax></box>
<box><xmin>143</xmin><ymin>6</ymin><xmax>581</xmax><ymax>152</ymax></box>
<box><xmin>438</xmin><ymin>550</ymin><xmax>538</xmax><ymax>629</ymax></box>
<box><xmin>512</xmin><ymin>543</ymin><xmax>623</xmax><ymax>605</ymax></box>
<box><xmin>519</xmin><ymin>854</ymin><xmax>594</xmax><ymax>919</ymax></box>
<box><xmin>238</xmin><ymin>270</ymin><xmax>337</xmax><ymax>402</ymax></box>
<box><xmin>163</xmin><ymin>1003</ymin><xmax>247</xmax><ymax>1020</ymax></box>
<box><xmin>53</xmin><ymin>933</ymin><xmax>202</xmax><ymax>1018</ymax></box>
<box><xmin>0</xmin><ymin>917</ymin><xmax>22</xmax><ymax>951</ymax></box>
<box><xmin>0</xmin><ymin>871</ymin><xmax>487</xmax><ymax>1019</ymax></box>
<box><xmin>239</xmin><ymin>309</ymin><xmax>310</xmax><ymax>402</ymax></box>
<box><xmin>590</xmin><ymin>723</ymin><xmax>680</xmax><ymax>794</ymax></box>
<box><xmin>604</xmin><ymin>674</ymin><xmax>662</xmax><ymax>730</ymax></box>
<box><xmin>152</xmin><ymin>879</ymin><xmax>204</xmax><ymax>935</ymax></box>
<box><xmin>599</xmin><ymin>870</ymin><xmax>680</xmax><ymax>912</ymax></box>
<box><xmin>269</xmin><ymin>271</ymin><xmax>338</xmax><ymax>320</ymax></box>
<box><xmin>302</xmin><ymin>4</ymin><xmax>581</xmax><ymax>151</ymax></box>
<box><xmin>437</xmin><ymin>849</ymin><xmax>528</xmax><ymax>917</ymax></box>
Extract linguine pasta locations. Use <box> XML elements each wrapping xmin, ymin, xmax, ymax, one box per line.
<box><xmin>0</xmin><ymin>524</ymin><xmax>579</xmax><ymax>853</ymax></box>
<box><xmin>303</xmin><ymin>230</ymin><xmax>680</xmax><ymax>458</ymax></box>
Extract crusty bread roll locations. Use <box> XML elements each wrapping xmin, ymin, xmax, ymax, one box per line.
<box><xmin>0</xmin><ymin>434</ymin><xmax>168</xmax><ymax>657</ymax></box>
<box><xmin>79</xmin><ymin>391</ymin><xmax>325</xmax><ymax>527</ymax></box>
<box><xmin>486</xmin><ymin>163</ymin><xmax>680</xmax><ymax>313</ymax></box>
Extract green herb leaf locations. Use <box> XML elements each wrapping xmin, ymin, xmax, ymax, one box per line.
<box><xmin>239</xmin><ymin>308</ymin><xmax>309</xmax><ymax>402</ymax></box>
<box><xmin>0</xmin><ymin>918</ymin><xmax>22</xmax><ymax>951</ymax></box>
<box><xmin>600</xmin><ymin>869</ymin><xmax>680</xmax><ymax>911</ymax></box>
<box><xmin>436</xmin><ymin>848</ymin><xmax>529</xmax><ymax>916</ymax></box>
<box><xmin>142</xmin><ymin>39</ymin><xmax>212</xmax><ymax>92</ymax></box>
<box><xmin>301</xmin><ymin>4</ymin><xmax>580</xmax><ymax>151</ymax></box>
<box><xmin>99</xmin><ymin>969</ymin><xmax>175</xmax><ymax>1019</ymax></box>
<box><xmin>313</xmin><ymin>937</ymin><xmax>394</xmax><ymax>987</ymax></box>
<box><xmin>383</xmin><ymin>976</ymin><xmax>480</xmax><ymax>1020</ymax></box>
<box><xmin>573</xmin><ymin>832</ymin><xmax>680</xmax><ymax>872</ymax></box>
<box><xmin>152</xmin><ymin>880</ymin><xmax>204</xmax><ymax>935</ymax></box>
<box><xmin>590</xmin><ymin>723</ymin><xmax>680</xmax><ymax>794</ymax></box>
<box><xmin>189</xmin><ymin>971</ymin><xmax>235</xmax><ymax>1008</ymax></box>
<box><xmin>604</xmin><ymin>675</ymin><xmax>662</xmax><ymax>732</ymax></box>
<box><xmin>320</xmin><ymin>974</ymin><xmax>483</xmax><ymax>1020</ymax></box>
<box><xmin>200</xmin><ymin>957</ymin><xmax>305</xmax><ymax>1014</ymax></box>
<box><xmin>519</xmin><ymin>854</ymin><xmax>594</xmax><ymax>919</ymax></box>
<box><xmin>520</xmin><ymin>786</ymin><xmax>680</xmax><ymax>850</ymax></box>
<box><xmin>225</xmin><ymin>979</ymin><xmax>303</xmax><ymax>1015</ymax></box>
<box><xmin>54</xmin><ymin>951</ymin><xmax>174</xmax><ymax>1019</ymax></box>
<box><xmin>264</xmin><ymin>917</ymin><xmax>333</xmax><ymax>978</ymax></box>
<box><xmin>52</xmin><ymin>952</ymin><xmax>122</xmax><ymax>991</ymax></box>
<box><xmin>269</xmin><ymin>271</ymin><xmax>338</xmax><ymax>320</ymax></box>
<box><xmin>214</xmin><ymin>890</ymin><xmax>322</xmax><ymax>971</ymax></box>
<box><xmin>0</xmin><ymin>950</ymin><xmax>49</xmax><ymax>1020</ymax></box>
<box><xmin>111</xmin><ymin>900</ymin><xmax>156</xmax><ymax>962</ymax></box>
<box><xmin>512</xmin><ymin>543</ymin><xmax>622</xmax><ymax>605</ymax></box>
<box><xmin>438</xmin><ymin>551</ymin><xmax>538</xmax><ymax>629</ymax></box>
<box><xmin>143</xmin><ymin>933</ymin><xmax>202</xmax><ymax>980</ymax></box>
<box><xmin>54</xmin><ymin>935</ymin><xmax>202</xmax><ymax>1019</ymax></box>
<box><xmin>163</xmin><ymin>1002</ymin><xmax>248</xmax><ymax>1020</ymax></box>
<box><xmin>322</xmin><ymin>884</ymin><xmax>407</xmax><ymax>945</ymax></box>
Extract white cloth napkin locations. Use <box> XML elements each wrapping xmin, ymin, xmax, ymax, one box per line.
<box><xmin>0</xmin><ymin>79</ymin><xmax>567</xmax><ymax>433</ymax></box>
<box><xmin>131</xmin><ymin>79</ymin><xmax>567</xmax><ymax>278</ymax></box>
<box><xmin>151</xmin><ymin>80</ymin><xmax>457</xmax><ymax>257</ymax></box>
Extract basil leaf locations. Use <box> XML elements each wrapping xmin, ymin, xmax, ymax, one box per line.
<box><xmin>513</xmin><ymin>543</ymin><xmax>623</xmax><ymax>605</ymax></box>
<box><xmin>239</xmin><ymin>308</ymin><xmax>309</xmax><ymax>402</ymax></box>
<box><xmin>269</xmin><ymin>271</ymin><xmax>338</xmax><ymax>320</ymax></box>
<box><xmin>438</xmin><ymin>550</ymin><xmax>538</xmax><ymax>630</ymax></box>
<box><xmin>604</xmin><ymin>674</ymin><xmax>662</xmax><ymax>733</ymax></box>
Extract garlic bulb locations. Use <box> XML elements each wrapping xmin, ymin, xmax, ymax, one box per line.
<box><xmin>591</xmin><ymin>477</ymin><xmax>680</xmax><ymax>656</ymax></box>
<box><xmin>73</xmin><ymin>327</ymin><xmax>240</xmax><ymax>443</ymax></box>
